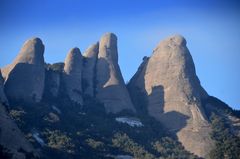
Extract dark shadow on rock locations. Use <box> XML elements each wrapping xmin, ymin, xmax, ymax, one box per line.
<box><xmin>4</xmin><ymin>63</ymin><xmax>44</xmax><ymax>104</ymax></box>
<box><xmin>128</xmin><ymin>57</ymin><xmax>189</xmax><ymax>138</ymax></box>
<box><xmin>148</xmin><ymin>85</ymin><xmax>189</xmax><ymax>135</ymax></box>
<box><xmin>96</xmin><ymin>57</ymin><xmax>111</xmax><ymax>89</ymax></box>
<box><xmin>148</xmin><ymin>85</ymin><xmax>165</xmax><ymax>114</ymax></box>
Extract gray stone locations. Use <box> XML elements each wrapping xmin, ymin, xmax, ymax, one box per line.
<box><xmin>96</xmin><ymin>33</ymin><xmax>135</xmax><ymax>113</ymax></box>
<box><xmin>3</xmin><ymin>37</ymin><xmax>45</xmax><ymax>102</ymax></box>
<box><xmin>63</xmin><ymin>47</ymin><xmax>83</xmax><ymax>104</ymax></box>
<box><xmin>128</xmin><ymin>35</ymin><xmax>213</xmax><ymax>158</ymax></box>
<box><xmin>0</xmin><ymin>70</ymin><xmax>8</xmax><ymax>105</ymax></box>
<box><xmin>45</xmin><ymin>70</ymin><xmax>61</xmax><ymax>98</ymax></box>
<box><xmin>83</xmin><ymin>42</ymin><xmax>99</xmax><ymax>97</ymax></box>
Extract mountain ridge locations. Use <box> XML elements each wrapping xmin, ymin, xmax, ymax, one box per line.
<box><xmin>0</xmin><ymin>33</ymin><xmax>240</xmax><ymax>159</ymax></box>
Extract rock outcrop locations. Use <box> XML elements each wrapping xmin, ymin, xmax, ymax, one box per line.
<box><xmin>3</xmin><ymin>37</ymin><xmax>45</xmax><ymax>103</ymax></box>
<box><xmin>96</xmin><ymin>33</ymin><xmax>135</xmax><ymax>113</ymax></box>
<box><xmin>63</xmin><ymin>48</ymin><xmax>83</xmax><ymax>104</ymax></box>
<box><xmin>0</xmin><ymin>104</ymin><xmax>37</xmax><ymax>159</ymax></box>
<box><xmin>44</xmin><ymin>69</ymin><xmax>61</xmax><ymax>98</ymax></box>
<box><xmin>82</xmin><ymin>42</ymin><xmax>99</xmax><ymax>97</ymax></box>
<box><xmin>0</xmin><ymin>70</ymin><xmax>8</xmax><ymax>105</ymax></box>
<box><xmin>128</xmin><ymin>35</ymin><xmax>214</xmax><ymax>157</ymax></box>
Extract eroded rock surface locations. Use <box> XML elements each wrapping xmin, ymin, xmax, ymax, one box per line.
<box><xmin>82</xmin><ymin>42</ymin><xmax>99</xmax><ymax>97</ymax></box>
<box><xmin>3</xmin><ymin>37</ymin><xmax>45</xmax><ymax>103</ymax></box>
<box><xmin>128</xmin><ymin>35</ymin><xmax>214</xmax><ymax>157</ymax></box>
<box><xmin>63</xmin><ymin>48</ymin><xmax>83</xmax><ymax>104</ymax></box>
<box><xmin>96</xmin><ymin>33</ymin><xmax>135</xmax><ymax>113</ymax></box>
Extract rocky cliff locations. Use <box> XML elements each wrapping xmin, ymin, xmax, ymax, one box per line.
<box><xmin>63</xmin><ymin>48</ymin><xmax>83</xmax><ymax>105</ymax></box>
<box><xmin>1</xmin><ymin>33</ymin><xmax>239</xmax><ymax>158</ymax></box>
<box><xmin>96</xmin><ymin>33</ymin><xmax>135</xmax><ymax>113</ymax></box>
<box><xmin>0</xmin><ymin>70</ymin><xmax>8</xmax><ymax>105</ymax></box>
<box><xmin>82</xmin><ymin>42</ymin><xmax>99</xmax><ymax>97</ymax></box>
<box><xmin>2</xmin><ymin>37</ymin><xmax>45</xmax><ymax>103</ymax></box>
<box><xmin>128</xmin><ymin>35</ymin><xmax>214</xmax><ymax>157</ymax></box>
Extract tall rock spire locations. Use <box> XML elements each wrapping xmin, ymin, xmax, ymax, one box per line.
<box><xmin>63</xmin><ymin>47</ymin><xmax>83</xmax><ymax>105</ymax></box>
<box><xmin>82</xmin><ymin>42</ymin><xmax>99</xmax><ymax>97</ymax></box>
<box><xmin>96</xmin><ymin>33</ymin><xmax>135</xmax><ymax>113</ymax></box>
<box><xmin>3</xmin><ymin>37</ymin><xmax>45</xmax><ymax>103</ymax></box>
<box><xmin>128</xmin><ymin>35</ymin><xmax>213</xmax><ymax>157</ymax></box>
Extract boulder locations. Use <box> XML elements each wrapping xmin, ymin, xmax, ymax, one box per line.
<box><xmin>63</xmin><ymin>48</ymin><xmax>83</xmax><ymax>104</ymax></box>
<box><xmin>128</xmin><ymin>35</ymin><xmax>214</xmax><ymax>157</ymax></box>
<box><xmin>96</xmin><ymin>33</ymin><xmax>135</xmax><ymax>113</ymax></box>
<box><xmin>3</xmin><ymin>37</ymin><xmax>45</xmax><ymax>103</ymax></box>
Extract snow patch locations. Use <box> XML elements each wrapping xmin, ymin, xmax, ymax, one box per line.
<box><xmin>32</xmin><ymin>131</ymin><xmax>45</xmax><ymax>146</ymax></box>
<box><xmin>52</xmin><ymin>105</ymin><xmax>61</xmax><ymax>114</ymax></box>
<box><xmin>115</xmin><ymin>117</ymin><xmax>143</xmax><ymax>127</ymax></box>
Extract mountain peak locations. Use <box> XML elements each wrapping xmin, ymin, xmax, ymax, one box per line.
<box><xmin>128</xmin><ymin>35</ymin><xmax>212</xmax><ymax>157</ymax></box>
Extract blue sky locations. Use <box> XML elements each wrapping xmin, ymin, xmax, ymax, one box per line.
<box><xmin>0</xmin><ymin>0</ymin><xmax>240</xmax><ymax>109</ymax></box>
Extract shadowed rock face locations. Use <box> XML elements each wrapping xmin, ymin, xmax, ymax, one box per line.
<box><xmin>96</xmin><ymin>33</ymin><xmax>135</xmax><ymax>113</ymax></box>
<box><xmin>44</xmin><ymin>70</ymin><xmax>61</xmax><ymax>98</ymax></box>
<box><xmin>128</xmin><ymin>35</ymin><xmax>214</xmax><ymax>158</ymax></box>
<box><xmin>0</xmin><ymin>70</ymin><xmax>8</xmax><ymax>105</ymax></box>
<box><xmin>63</xmin><ymin>47</ymin><xmax>83</xmax><ymax>105</ymax></box>
<box><xmin>83</xmin><ymin>42</ymin><xmax>99</xmax><ymax>97</ymax></box>
<box><xmin>3</xmin><ymin>38</ymin><xmax>45</xmax><ymax>103</ymax></box>
<box><xmin>0</xmin><ymin>104</ymin><xmax>36</xmax><ymax>159</ymax></box>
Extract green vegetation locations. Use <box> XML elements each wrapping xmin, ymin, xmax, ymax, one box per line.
<box><xmin>152</xmin><ymin>137</ymin><xmax>198</xmax><ymax>159</ymax></box>
<box><xmin>112</xmin><ymin>133</ymin><xmax>155</xmax><ymax>159</ymax></box>
<box><xmin>209</xmin><ymin>113</ymin><xmax>240</xmax><ymax>159</ymax></box>
<box><xmin>9</xmin><ymin>109</ymin><xmax>25</xmax><ymax>122</ymax></box>
<box><xmin>43</xmin><ymin>129</ymin><xmax>75</xmax><ymax>153</ymax></box>
<box><xmin>45</xmin><ymin>62</ymin><xmax>64</xmax><ymax>73</ymax></box>
<box><xmin>85</xmin><ymin>138</ymin><xmax>104</xmax><ymax>150</ymax></box>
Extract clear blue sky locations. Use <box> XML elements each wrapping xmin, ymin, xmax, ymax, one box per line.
<box><xmin>0</xmin><ymin>0</ymin><xmax>239</xmax><ymax>109</ymax></box>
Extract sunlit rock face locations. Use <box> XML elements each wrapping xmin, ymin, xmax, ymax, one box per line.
<box><xmin>63</xmin><ymin>47</ymin><xmax>83</xmax><ymax>105</ymax></box>
<box><xmin>128</xmin><ymin>35</ymin><xmax>214</xmax><ymax>158</ymax></box>
<box><xmin>3</xmin><ymin>37</ymin><xmax>45</xmax><ymax>103</ymax></box>
<box><xmin>96</xmin><ymin>33</ymin><xmax>135</xmax><ymax>113</ymax></box>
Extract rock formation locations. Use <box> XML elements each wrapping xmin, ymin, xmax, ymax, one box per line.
<box><xmin>96</xmin><ymin>33</ymin><xmax>135</xmax><ymax>113</ymax></box>
<box><xmin>63</xmin><ymin>48</ymin><xmax>83</xmax><ymax>104</ymax></box>
<box><xmin>44</xmin><ymin>69</ymin><xmax>61</xmax><ymax>98</ymax></box>
<box><xmin>0</xmin><ymin>70</ymin><xmax>8</xmax><ymax>105</ymax></box>
<box><xmin>3</xmin><ymin>37</ymin><xmax>45</xmax><ymax>103</ymax></box>
<box><xmin>0</xmin><ymin>103</ymin><xmax>37</xmax><ymax>159</ymax></box>
<box><xmin>128</xmin><ymin>35</ymin><xmax>214</xmax><ymax>157</ymax></box>
<box><xmin>82</xmin><ymin>42</ymin><xmax>99</xmax><ymax>97</ymax></box>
